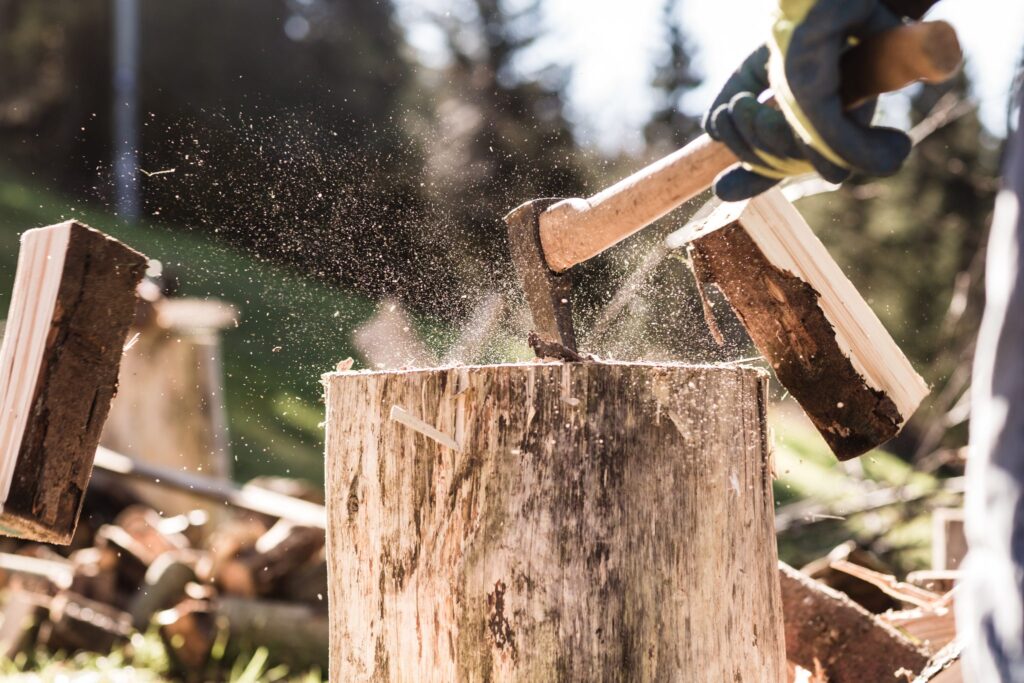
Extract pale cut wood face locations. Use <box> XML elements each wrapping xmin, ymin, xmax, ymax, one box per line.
<box><xmin>0</xmin><ymin>222</ymin><xmax>72</xmax><ymax>506</ymax></box>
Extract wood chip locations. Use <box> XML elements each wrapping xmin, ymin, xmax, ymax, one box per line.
<box><xmin>389</xmin><ymin>405</ymin><xmax>460</xmax><ymax>451</ymax></box>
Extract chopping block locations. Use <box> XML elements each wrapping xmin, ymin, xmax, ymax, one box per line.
<box><xmin>323</xmin><ymin>361</ymin><xmax>786</xmax><ymax>682</ymax></box>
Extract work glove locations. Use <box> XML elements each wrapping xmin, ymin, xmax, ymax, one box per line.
<box><xmin>703</xmin><ymin>0</ymin><xmax>914</xmax><ymax>201</ymax></box>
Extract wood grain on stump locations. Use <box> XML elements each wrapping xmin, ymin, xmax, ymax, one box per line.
<box><xmin>323</xmin><ymin>361</ymin><xmax>785</xmax><ymax>682</ymax></box>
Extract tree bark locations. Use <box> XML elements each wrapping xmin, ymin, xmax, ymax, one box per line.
<box><xmin>323</xmin><ymin>361</ymin><xmax>785</xmax><ymax>682</ymax></box>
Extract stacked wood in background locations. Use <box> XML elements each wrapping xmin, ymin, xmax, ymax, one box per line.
<box><xmin>0</xmin><ymin>441</ymin><xmax>967</xmax><ymax>681</ymax></box>
<box><xmin>0</xmin><ymin>458</ymin><xmax>330</xmax><ymax>677</ymax></box>
<box><xmin>323</xmin><ymin>361</ymin><xmax>786</xmax><ymax>682</ymax></box>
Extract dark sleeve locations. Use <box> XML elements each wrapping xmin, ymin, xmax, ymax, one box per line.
<box><xmin>959</xmin><ymin>97</ymin><xmax>1024</xmax><ymax>681</ymax></box>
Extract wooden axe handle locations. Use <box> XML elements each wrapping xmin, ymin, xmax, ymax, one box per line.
<box><xmin>538</xmin><ymin>20</ymin><xmax>962</xmax><ymax>273</ymax></box>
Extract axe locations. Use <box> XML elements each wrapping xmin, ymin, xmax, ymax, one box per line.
<box><xmin>505</xmin><ymin>19</ymin><xmax>961</xmax><ymax>354</ymax></box>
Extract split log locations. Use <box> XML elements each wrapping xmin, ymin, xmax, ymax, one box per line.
<box><xmin>800</xmin><ymin>543</ymin><xmax>900</xmax><ymax>613</ymax></box>
<box><xmin>913</xmin><ymin>641</ymin><xmax>963</xmax><ymax>682</ymax></box>
<box><xmin>780</xmin><ymin>562</ymin><xmax>930</xmax><ymax>682</ymax></box>
<box><xmin>884</xmin><ymin>606</ymin><xmax>957</xmax><ymax>654</ymax></box>
<box><xmin>0</xmin><ymin>221</ymin><xmax>146</xmax><ymax>542</ymax></box>
<box><xmin>678</xmin><ymin>189</ymin><xmax>929</xmax><ymax>459</ymax></box>
<box><xmin>324</xmin><ymin>361</ymin><xmax>786</xmax><ymax>682</ymax></box>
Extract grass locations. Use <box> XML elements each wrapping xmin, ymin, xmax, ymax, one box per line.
<box><xmin>0</xmin><ymin>631</ymin><xmax>324</xmax><ymax>682</ymax></box>
<box><xmin>0</xmin><ymin>167</ymin><xmax>381</xmax><ymax>484</ymax></box>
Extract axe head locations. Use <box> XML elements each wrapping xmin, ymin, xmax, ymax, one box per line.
<box><xmin>505</xmin><ymin>198</ymin><xmax>577</xmax><ymax>352</ymax></box>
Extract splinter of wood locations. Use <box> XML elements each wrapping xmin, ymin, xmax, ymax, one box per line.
<box><xmin>389</xmin><ymin>405</ymin><xmax>461</xmax><ymax>451</ymax></box>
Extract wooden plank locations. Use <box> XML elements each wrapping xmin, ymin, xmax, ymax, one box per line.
<box><xmin>0</xmin><ymin>221</ymin><xmax>146</xmax><ymax>543</ymax></box>
<box><xmin>93</xmin><ymin>447</ymin><xmax>326</xmax><ymax>529</ymax></box>
<box><xmin>324</xmin><ymin>362</ymin><xmax>786</xmax><ymax>682</ymax></box>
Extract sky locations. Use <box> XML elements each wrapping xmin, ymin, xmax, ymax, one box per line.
<box><xmin>510</xmin><ymin>0</ymin><xmax>1024</xmax><ymax>152</ymax></box>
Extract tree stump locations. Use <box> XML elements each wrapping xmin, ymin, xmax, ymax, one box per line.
<box><xmin>102</xmin><ymin>296</ymin><xmax>236</xmax><ymax>519</ymax></box>
<box><xmin>323</xmin><ymin>361</ymin><xmax>785</xmax><ymax>682</ymax></box>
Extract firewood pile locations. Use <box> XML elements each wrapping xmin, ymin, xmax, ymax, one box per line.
<box><xmin>0</xmin><ymin>471</ymin><xmax>329</xmax><ymax>678</ymax></box>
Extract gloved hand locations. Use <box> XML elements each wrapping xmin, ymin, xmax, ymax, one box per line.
<box><xmin>703</xmin><ymin>0</ymin><xmax>914</xmax><ymax>201</ymax></box>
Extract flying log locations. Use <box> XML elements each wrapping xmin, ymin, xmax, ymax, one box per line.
<box><xmin>673</xmin><ymin>189</ymin><xmax>930</xmax><ymax>459</ymax></box>
<box><xmin>0</xmin><ymin>221</ymin><xmax>146</xmax><ymax>543</ymax></box>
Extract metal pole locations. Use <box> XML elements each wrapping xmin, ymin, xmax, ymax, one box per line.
<box><xmin>112</xmin><ymin>0</ymin><xmax>140</xmax><ymax>220</ymax></box>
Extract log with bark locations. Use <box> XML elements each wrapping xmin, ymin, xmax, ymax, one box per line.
<box><xmin>95</xmin><ymin>505</ymin><xmax>189</xmax><ymax>587</ymax></box>
<box><xmin>0</xmin><ymin>221</ymin><xmax>146</xmax><ymax>543</ymax></box>
<box><xmin>324</xmin><ymin>361</ymin><xmax>786</xmax><ymax>682</ymax></box>
<box><xmin>129</xmin><ymin>551</ymin><xmax>198</xmax><ymax>630</ymax></box>
<box><xmin>157</xmin><ymin>596</ymin><xmax>330</xmax><ymax>675</ymax></box>
<box><xmin>678</xmin><ymin>189</ymin><xmax>929</xmax><ymax>459</ymax></box>
<box><xmin>779</xmin><ymin>562</ymin><xmax>930</xmax><ymax>681</ymax></box>
<box><xmin>38</xmin><ymin>590</ymin><xmax>133</xmax><ymax>653</ymax></box>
